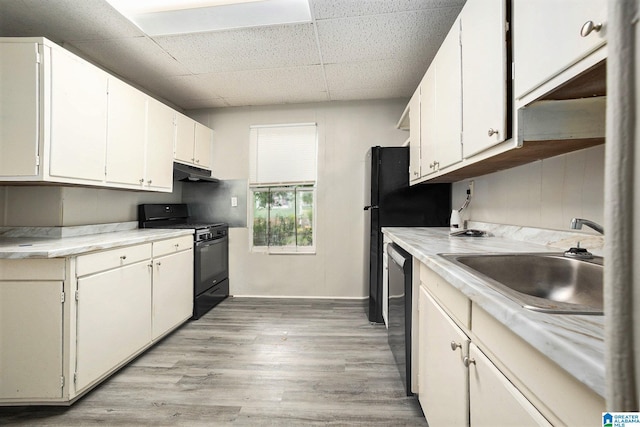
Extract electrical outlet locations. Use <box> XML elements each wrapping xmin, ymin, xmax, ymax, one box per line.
<box><xmin>468</xmin><ymin>180</ymin><xmax>474</xmax><ymax>197</ymax></box>
<box><xmin>231</xmin><ymin>196</ymin><xmax>238</xmax><ymax>207</ymax></box>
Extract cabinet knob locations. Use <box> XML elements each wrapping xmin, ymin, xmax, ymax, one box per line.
<box><xmin>174</xmin><ymin>244</ymin><xmax>180</xmax><ymax>249</ymax></box>
<box><xmin>487</xmin><ymin>128</ymin><xmax>499</xmax><ymax>137</ymax></box>
<box><xmin>413</xmin><ymin>171</ymin><xmax>419</xmax><ymax>176</ymax></box>
<box><xmin>139</xmin><ymin>178</ymin><xmax>144</xmax><ymax>184</ymax></box>
<box><xmin>156</xmin><ymin>261</ymin><xmax>161</xmax><ymax>266</ymax></box>
<box><xmin>195</xmin><ymin>159</ymin><xmax>200</xmax><ymax>164</ymax></box>
<box><xmin>120</xmin><ymin>255</ymin><xmax>127</xmax><ymax>260</ymax></box>
<box><xmin>450</xmin><ymin>341</ymin><xmax>462</xmax><ymax>351</ymax></box>
<box><xmin>463</xmin><ymin>356</ymin><xmax>476</xmax><ymax>367</ymax></box>
<box><xmin>147</xmin><ymin>180</ymin><xmax>152</xmax><ymax>185</ymax></box>
<box><xmin>580</xmin><ymin>20</ymin><xmax>602</xmax><ymax>37</ymax></box>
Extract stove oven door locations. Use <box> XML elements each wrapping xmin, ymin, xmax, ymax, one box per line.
<box><xmin>194</xmin><ymin>236</ymin><xmax>229</xmax><ymax>297</ymax></box>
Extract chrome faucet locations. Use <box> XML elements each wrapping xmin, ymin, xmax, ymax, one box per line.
<box><xmin>570</xmin><ymin>218</ymin><xmax>604</xmax><ymax>235</ymax></box>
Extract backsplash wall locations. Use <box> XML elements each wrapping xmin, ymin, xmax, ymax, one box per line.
<box><xmin>0</xmin><ymin>184</ymin><xmax>183</xmax><ymax>227</ymax></box>
<box><xmin>452</xmin><ymin>144</ymin><xmax>605</xmax><ymax>233</ymax></box>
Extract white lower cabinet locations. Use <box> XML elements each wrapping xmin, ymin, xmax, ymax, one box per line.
<box><xmin>0</xmin><ymin>235</ymin><xmax>194</xmax><ymax>405</ymax></box>
<box><xmin>151</xmin><ymin>237</ymin><xmax>194</xmax><ymax>340</ymax></box>
<box><xmin>0</xmin><ymin>280</ymin><xmax>64</xmax><ymax>400</ymax></box>
<box><xmin>416</xmin><ymin>264</ymin><xmax>602</xmax><ymax>426</ymax></box>
<box><xmin>468</xmin><ymin>344</ymin><xmax>551</xmax><ymax>427</ymax></box>
<box><xmin>419</xmin><ymin>286</ymin><xmax>468</xmax><ymax>426</ymax></box>
<box><xmin>75</xmin><ymin>261</ymin><xmax>152</xmax><ymax>392</ymax></box>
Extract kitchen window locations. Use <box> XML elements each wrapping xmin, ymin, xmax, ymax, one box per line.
<box><xmin>249</xmin><ymin>123</ymin><xmax>317</xmax><ymax>254</ymax></box>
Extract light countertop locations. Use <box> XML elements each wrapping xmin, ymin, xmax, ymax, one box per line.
<box><xmin>382</xmin><ymin>226</ymin><xmax>605</xmax><ymax>398</ymax></box>
<box><xmin>0</xmin><ymin>228</ymin><xmax>194</xmax><ymax>259</ymax></box>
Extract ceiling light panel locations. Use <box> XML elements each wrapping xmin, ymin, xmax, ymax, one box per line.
<box><xmin>106</xmin><ymin>0</ymin><xmax>311</xmax><ymax>36</ymax></box>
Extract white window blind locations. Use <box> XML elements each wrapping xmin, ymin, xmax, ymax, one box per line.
<box><xmin>249</xmin><ymin>123</ymin><xmax>317</xmax><ymax>186</ymax></box>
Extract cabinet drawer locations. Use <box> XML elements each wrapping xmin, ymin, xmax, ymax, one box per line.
<box><xmin>0</xmin><ymin>258</ymin><xmax>66</xmax><ymax>280</ymax></box>
<box><xmin>76</xmin><ymin>243</ymin><xmax>151</xmax><ymax>277</ymax></box>
<box><xmin>420</xmin><ymin>263</ymin><xmax>470</xmax><ymax>329</ymax></box>
<box><xmin>153</xmin><ymin>235</ymin><xmax>193</xmax><ymax>258</ymax></box>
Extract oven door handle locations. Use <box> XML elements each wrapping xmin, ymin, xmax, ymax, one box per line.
<box><xmin>195</xmin><ymin>236</ymin><xmax>228</xmax><ymax>248</ymax></box>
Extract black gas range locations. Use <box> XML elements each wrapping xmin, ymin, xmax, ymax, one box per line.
<box><xmin>138</xmin><ymin>204</ymin><xmax>229</xmax><ymax>319</ymax></box>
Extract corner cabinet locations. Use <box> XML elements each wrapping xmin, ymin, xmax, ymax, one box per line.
<box><xmin>416</xmin><ymin>263</ymin><xmax>604</xmax><ymax>426</ymax></box>
<box><xmin>0</xmin><ymin>37</ymin><xmax>214</xmax><ymax>192</ymax></box>
<box><xmin>0</xmin><ymin>235</ymin><xmax>194</xmax><ymax>406</ymax></box>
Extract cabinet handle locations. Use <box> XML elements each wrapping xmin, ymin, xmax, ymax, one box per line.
<box><xmin>463</xmin><ymin>356</ymin><xmax>476</xmax><ymax>367</ymax></box>
<box><xmin>120</xmin><ymin>255</ymin><xmax>127</xmax><ymax>260</ymax></box>
<box><xmin>580</xmin><ymin>20</ymin><xmax>602</xmax><ymax>37</ymax></box>
<box><xmin>487</xmin><ymin>128</ymin><xmax>499</xmax><ymax>137</ymax></box>
<box><xmin>450</xmin><ymin>341</ymin><xmax>462</xmax><ymax>351</ymax></box>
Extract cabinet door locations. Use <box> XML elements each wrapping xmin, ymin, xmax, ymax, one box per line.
<box><xmin>152</xmin><ymin>249</ymin><xmax>193</xmax><ymax>340</ymax></box>
<box><xmin>0</xmin><ymin>281</ymin><xmax>63</xmax><ymax>399</ymax></box>
<box><xmin>145</xmin><ymin>99</ymin><xmax>174</xmax><ymax>191</ymax></box>
<box><xmin>469</xmin><ymin>344</ymin><xmax>552</xmax><ymax>427</ymax></box>
<box><xmin>0</xmin><ymin>42</ymin><xmax>39</xmax><ymax>177</ymax></box>
<box><xmin>418</xmin><ymin>286</ymin><xmax>468</xmax><ymax>426</ymax></box>
<box><xmin>408</xmin><ymin>90</ymin><xmax>421</xmax><ymax>182</ymax></box>
<box><xmin>75</xmin><ymin>261</ymin><xmax>152</xmax><ymax>392</ymax></box>
<box><xmin>434</xmin><ymin>18</ymin><xmax>462</xmax><ymax>170</ymax></box>
<box><xmin>513</xmin><ymin>0</ymin><xmax>607</xmax><ymax>100</ymax></box>
<box><xmin>461</xmin><ymin>0</ymin><xmax>507</xmax><ymax>157</ymax></box>
<box><xmin>49</xmin><ymin>48</ymin><xmax>108</xmax><ymax>182</ymax></box>
<box><xmin>105</xmin><ymin>77</ymin><xmax>146</xmax><ymax>186</ymax></box>
<box><xmin>194</xmin><ymin>122</ymin><xmax>212</xmax><ymax>169</ymax></box>
<box><xmin>174</xmin><ymin>112</ymin><xmax>195</xmax><ymax>165</ymax></box>
<box><xmin>419</xmin><ymin>66</ymin><xmax>437</xmax><ymax>177</ymax></box>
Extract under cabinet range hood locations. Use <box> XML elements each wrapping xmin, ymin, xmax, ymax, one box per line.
<box><xmin>173</xmin><ymin>162</ymin><xmax>219</xmax><ymax>183</ymax></box>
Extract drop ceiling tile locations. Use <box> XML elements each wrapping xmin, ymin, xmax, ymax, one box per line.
<box><xmin>181</xmin><ymin>97</ymin><xmax>230</xmax><ymax>109</ymax></box>
<box><xmin>317</xmin><ymin>8</ymin><xmax>460</xmax><ymax>64</ymax></box>
<box><xmin>222</xmin><ymin>91</ymin><xmax>330</xmax><ymax>107</ymax></box>
<box><xmin>311</xmin><ymin>0</ymin><xmax>466</xmax><ymax>20</ymax></box>
<box><xmin>324</xmin><ymin>58</ymin><xmax>430</xmax><ymax>92</ymax></box>
<box><xmin>69</xmin><ymin>37</ymin><xmax>192</xmax><ymax>85</ymax></box>
<box><xmin>198</xmin><ymin>66</ymin><xmax>327</xmax><ymax>99</ymax></box>
<box><xmin>154</xmin><ymin>24</ymin><xmax>321</xmax><ymax>74</ymax></box>
<box><xmin>146</xmin><ymin>74</ymin><xmax>221</xmax><ymax>108</ymax></box>
<box><xmin>0</xmin><ymin>0</ymin><xmax>143</xmax><ymax>42</ymax></box>
<box><xmin>330</xmin><ymin>86</ymin><xmax>414</xmax><ymax>101</ymax></box>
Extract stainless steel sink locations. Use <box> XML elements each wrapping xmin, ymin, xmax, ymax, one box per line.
<box><xmin>440</xmin><ymin>253</ymin><xmax>603</xmax><ymax>314</ymax></box>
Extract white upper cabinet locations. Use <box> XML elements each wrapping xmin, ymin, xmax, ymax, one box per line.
<box><xmin>0</xmin><ymin>37</ymin><xmax>212</xmax><ymax>191</ymax></box>
<box><xmin>513</xmin><ymin>0</ymin><xmax>607</xmax><ymax>104</ymax></box>
<box><xmin>408</xmin><ymin>90</ymin><xmax>421</xmax><ymax>182</ymax></box>
<box><xmin>0</xmin><ymin>42</ymin><xmax>39</xmax><ymax>177</ymax></box>
<box><xmin>194</xmin><ymin>122</ymin><xmax>213</xmax><ymax>169</ymax></box>
<box><xmin>419</xmin><ymin>65</ymin><xmax>436</xmax><ymax>177</ymax></box>
<box><xmin>461</xmin><ymin>0</ymin><xmax>508</xmax><ymax>157</ymax></box>
<box><xmin>145</xmin><ymin>98</ymin><xmax>175</xmax><ymax>191</ymax></box>
<box><xmin>175</xmin><ymin>112</ymin><xmax>196</xmax><ymax>165</ymax></box>
<box><xmin>175</xmin><ymin>112</ymin><xmax>213</xmax><ymax>170</ymax></box>
<box><xmin>433</xmin><ymin>17</ymin><xmax>463</xmax><ymax>171</ymax></box>
<box><xmin>48</xmin><ymin>46</ymin><xmax>108</xmax><ymax>182</ymax></box>
<box><xmin>105</xmin><ymin>77</ymin><xmax>147</xmax><ymax>186</ymax></box>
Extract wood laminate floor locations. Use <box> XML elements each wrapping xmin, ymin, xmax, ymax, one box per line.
<box><xmin>0</xmin><ymin>297</ymin><xmax>426</xmax><ymax>426</ymax></box>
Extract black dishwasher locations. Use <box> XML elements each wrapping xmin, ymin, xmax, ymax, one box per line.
<box><xmin>387</xmin><ymin>243</ymin><xmax>413</xmax><ymax>396</ymax></box>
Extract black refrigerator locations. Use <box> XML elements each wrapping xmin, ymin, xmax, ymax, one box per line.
<box><xmin>364</xmin><ymin>146</ymin><xmax>451</xmax><ymax>323</ymax></box>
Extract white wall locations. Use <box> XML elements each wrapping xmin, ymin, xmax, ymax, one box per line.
<box><xmin>452</xmin><ymin>144</ymin><xmax>605</xmax><ymax>232</ymax></box>
<box><xmin>0</xmin><ymin>184</ymin><xmax>183</xmax><ymax>226</ymax></box>
<box><xmin>189</xmin><ymin>99</ymin><xmax>408</xmax><ymax>298</ymax></box>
